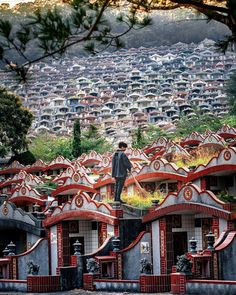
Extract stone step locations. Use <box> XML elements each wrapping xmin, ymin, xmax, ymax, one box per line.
<box><xmin>94</xmin><ymin>280</ymin><xmax>140</xmax><ymax>292</ymax></box>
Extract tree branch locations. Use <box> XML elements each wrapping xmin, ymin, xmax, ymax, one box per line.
<box><xmin>21</xmin><ymin>0</ymin><xmax>111</xmax><ymax>68</ymax></box>
<box><xmin>170</xmin><ymin>0</ymin><xmax>229</xmax><ymax>14</ymax></box>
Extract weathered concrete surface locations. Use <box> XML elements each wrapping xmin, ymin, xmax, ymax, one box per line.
<box><xmin>187</xmin><ymin>282</ymin><xmax>236</xmax><ymax>295</ymax></box>
<box><xmin>0</xmin><ymin>289</ymin><xmax>172</xmax><ymax>295</ymax></box>
<box><xmin>218</xmin><ymin>235</ymin><xmax>236</xmax><ymax>280</ymax></box>
<box><xmin>122</xmin><ymin>232</ymin><xmax>151</xmax><ymax>280</ymax></box>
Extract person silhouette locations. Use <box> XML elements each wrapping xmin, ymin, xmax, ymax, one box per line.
<box><xmin>112</xmin><ymin>142</ymin><xmax>132</xmax><ymax>203</ymax></box>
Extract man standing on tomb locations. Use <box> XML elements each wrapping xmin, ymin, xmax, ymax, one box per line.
<box><xmin>112</xmin><ymin>142</ymin><xmax>132</xmax><ymax>203</ymax></box>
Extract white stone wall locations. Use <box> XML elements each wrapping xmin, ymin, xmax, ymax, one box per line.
<box><xmin>69</xmin><ymin>220</ymin><xmax>98</xmax><ymax>254</ymax></box>
<box><xmin>152</xmin><ymin>219</ymin><xmax>161</xmax><ymax>274</ymax></box>
<box><xmin>219</xmin><ymin>218</ymin><xmax>227</xmax><ymax>234</ymax></box>
<box><xmin>50</xmin><ymin>225</ymin><xmax>58</xmax><ymax>275</ymax></box>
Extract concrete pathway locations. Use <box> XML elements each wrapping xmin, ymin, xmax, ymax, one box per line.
<box><xmin>0</xmin><ymin>289</ymin><xmax>172</xmax><ymax>295</ymax></box>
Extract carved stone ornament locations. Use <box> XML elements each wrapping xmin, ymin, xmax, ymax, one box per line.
<box><xmin>75</xmin><ymin>195</ymin><xmax>84</xmax><ymax>208</ymax></box>
<box><xmin>224</xmin><ymin>150</ymin><xmax>231</xmax><ymax>161</ymax></box>
<box><xmin>183</xmin><ymin>187</ymin><xmax>193</xmax><ymax>201</ymax></box>
<box><xmin>86</xmin><ymin>258</ymin><xmax>99</xmax><ymax>274</ymax></box>
<box><xmin>176</xmin><ymin>254</ymin><xmax>192</xmax><ymax>275</ymax></box>
<box><xmin>140</xmin><ymin>258</ymin><xmax>152</xmax><ymax>274</ymax></box>
<box><xmin>2</xmin><ymin>204</ymin><xmax>9</xmax><ymax>216</ymax></box>
<box><xmin>27</xmin><ymin>260</ymin><xmax>40</xmax><ymax>275</ymax></box>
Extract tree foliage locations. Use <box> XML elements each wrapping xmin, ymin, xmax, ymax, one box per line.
<box><xmin>0</xmin><ymin>0</ymin><xmax>151</xmax><ymax>81</ymax></box>
<box><xmin>132</xmin><ymin>126</ymin><xmax>146</xmax><ymax>148</ymax></box>
<box><xmin>9</xmin><ymin>150</ymin><xmax>36</xmax><ymax>165</ymax></box>
<box><xmin>226</xmin><ymin>71</ymin><xmax>236</xmax><ymax>115</ymax></box>
<box><xmin>72</xmin><ymin>118</ymin><xmax>82</xmax><ymax>157</ymax></box>
<box><xmin>81</xmin><ymin>124</ymin><xmax>112</xmax><ymax>154</ymax></box>
<box><xmin>0</xmin><ymin>88</ymin><xmax>33</xmax><ymax>157</ymax></box>
<box><xmin>174</xmin><ymin>111</ymin><xmax>222</xmax><ymax>137</ymax></box>
<box><xmin>29</xmin><ymin>134</ymin><xmax>73</xmax><ymax>162</ymax></box>
<box><xmin>29</xmin><ymin>125</ymin><xmax>112</xmax><ymax>162</ymax></box>
<box><xmin>125</xmin><ymin>0</ymin><xmax>236</xmax><ymax>52</ymax></box>
<box><xmin>132</xmin><ymin>124</ymin><xmax>168</xmax><ymax>148</ymax></box>
<box><xmin>221</xmin><ymin>115</ymin><xmax>236</xmax><ymax>127</ymax></box>
<box><xmin>0</xmin><ymin>0</ymin><xmax>235</xmax><ymax>82</ymax></box>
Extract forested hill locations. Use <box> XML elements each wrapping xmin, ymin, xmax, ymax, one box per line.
<box><xmin>122</xmin><ymin>10</ymin><xmax>229</xmax><ymax>48</ymax></box>
<box><xmin>0</xmin><ymin>3</ymin><xmax>229</xmax><ymax>53</ymax></box>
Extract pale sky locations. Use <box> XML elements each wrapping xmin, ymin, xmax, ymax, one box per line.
<box><xmin>0</xmin><ymin>0</ymin><xmax>34</xmax><ymax>7</ymax></box>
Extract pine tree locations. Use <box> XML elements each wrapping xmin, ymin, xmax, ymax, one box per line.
<box><xmin>72</xmin><ymin>118</ymin><xmax>82</xmax><ymax>158</ymax></box>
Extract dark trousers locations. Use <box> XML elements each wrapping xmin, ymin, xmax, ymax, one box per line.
<box><xmin>114</xmin><ymin>177</ymin><xmax>126</xmax><ymax>201</ymax></box>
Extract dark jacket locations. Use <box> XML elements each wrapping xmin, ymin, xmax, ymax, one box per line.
<box><xmin>112</xmin><ymin>149</ymin><xmax>132</xmax><ymax>178</ymax></box>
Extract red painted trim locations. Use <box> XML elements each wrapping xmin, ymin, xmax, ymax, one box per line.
<box><xmin>188</xmin><ymin>165</ymin><xmax>236</xmax><ymax>181</ymax></box>
<box><xmin>94</xmin><ymin>178</ymin><xmax>114</xmax><ymax>188</ymax></box>
<box><xmin>120</xmin><ymin>231</ymin><xmax>146</xmax><ymax>253</ymax></box>
<box><xmin>180</xmin><ymin>139</ymin><xmax>201</xmax><ymax>147</ymax></box>
<box><xmin>43</xmin><ymin>210</ymin><xmax>118</xmax><ymax>227</ymax></box>
<box><xmin>9</xmin><ymin>196</ymin><xmax>44</xmax><ymax>206</ymax></box>
<box><xmin>14</xmin><ymin>238</ymin><xmax>46</xmax><ymax>257</ymax></box>
<box><xmin>52</xmin><ymin>184</ymin><xmax>97</xmax><ymax>196</ymax></box>
<box><xmin>143</xmin><ymin>203</ymin><xmax>231</xmax><ymax>223</ymax></box>
<box><xmin>187</xmin><ymin>279</ymin><xmax>236</xmax><ymax>285</ymax></box>
<box><xmin>0</xmin><ymin>179</ymin><xmax>22</xmax><ymax>189</ymax></box>
<box><xmin>0</xmin><ymin>279</ymin><xmax>27</xmax><ymax>283</ymax></box>
<box><xmin>214</xmin><ymin>231</ymin><xmax>227</xmax><ymax>248</ymax></box>
<box><xmin>48</xmin><ymin>192</ymin><xmax>113</xmax><ymax>217</ymax></box>
<box><xmin>25</xmin><ymin>166</ymin><xmax>45</xmax><ymax>173</ymax></box>
<box><xmin>98</xmin><ymin>167</ymin><xmax>111</xmax><ymax>174</ymax></box>
<box><xmin>81</xmin><ymin>159</ymin><xmax>100</xmax><ymax>165</ymax></box>
<box><xmin>230</xmin><ymin>212</ymin><xmax>236</xmax><ymax>219</ymax></box>
<box><xmin>156</xmin><ymin>183</ymin><xmax>225</xmax><ymax>211</ymax></box>
<box><xmin>94</xmin><ymin>279</ymin><xmax>139</xmax><ymax>283</ymax></box>
<box><xmin>215</xmin><ymin>231</ymin><xmax>236</xmax><ymax>251</ymax></box>
<box><xmin>218</xmin><ymin>132</ymin><xmax>236</xmax><ymax>139</ymax></box>
<box><xmin>0</xmin><ymin>168</ymin><xmax>22</xmax><ymax>175</ymax></box>
<box><xmin>44</xmin><ymin>163</ymin><xmax>70</xmax><ymax>171</ymax></box>
<box><xmin>126</xmin><ymin>172</ymin><xmax>186</xmax><ymax>186</ymax></box>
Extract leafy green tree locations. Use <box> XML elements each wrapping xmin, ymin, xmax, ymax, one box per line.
<box><xmin>174</xmin><ymin>112</ymin><xmax>222</xmax><ymax>137</ymax></box>
<box><xmin>9</xmin><ymin>150</ymin><xmax>36</xmax><ymax>165</ymax></box>
<box><xmin>0</xmin><ymin>88</ymin><xmax>33</xmax><ymax>157</ymax></box>
<box><xmin>72</xmin><ymin>118</ymin><xmax>82</xmax><ymax>157</ymax></box>
<box><xmin>132</xmin><ymin>124</ymin><xmax>168</xmax><ymax>148</ymax></box>
<box><xmin>144</xmin><ymin>124</ymin><xmax>169</xmax><ymax>141</ymax></box>
<box><xmin>29</xmin><ymin>126</ymin><xmax>111</xmax><ymax>161</ymax></box>
<box><xmin>226</xmin><ymin>71</ymin><xmax>236</xmax><ymax>115</ymax></box>
<box><xmin>29</xmin><ymin>134</ymin><xmax>73</xmax><ymax>162</ymax></box>
<box><xmin>221</xmin><ymin>115</ymin><xmax>236</xmax><ymax>127</ymax></box>
<box><xmin>81</xmin><ymin>124</ymin><xmax>112</xmax><ymax>154</ymax></box>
